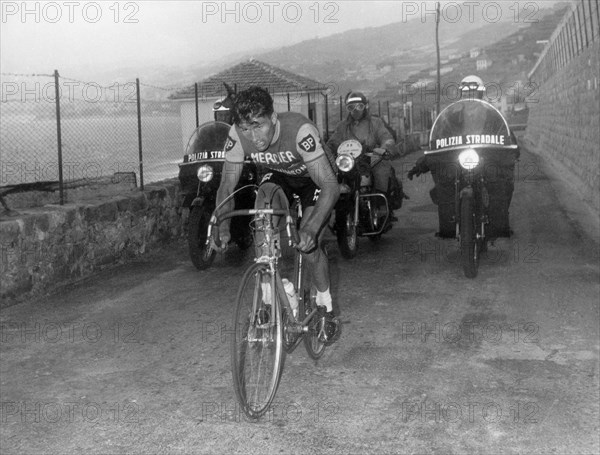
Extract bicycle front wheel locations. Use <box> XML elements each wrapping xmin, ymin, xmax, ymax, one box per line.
<box><xmin>231</xmin><ymin>262</ymin><xmax>284</xmax><ymax>420</ymax></box>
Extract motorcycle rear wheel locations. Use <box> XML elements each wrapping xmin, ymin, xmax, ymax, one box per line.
<box><xmin>460</xmin><ymin>195</ymin><xmax>479</xmax><ymax>278</ymax></box>
<box><xmin>188</xmin><ymin>205</ymin><xmax>216</xmax><ymax>270</ymax></box>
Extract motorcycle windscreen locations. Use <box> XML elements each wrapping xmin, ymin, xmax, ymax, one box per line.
<box><xmin>427</xmin><ymin>99</ymin><xmax>516</xmax><ymax>154</ymax></box>
<box><xmin>183</xmin><ymin>121</ymin><xmax>231</xmax><ymax>163</ymax></box>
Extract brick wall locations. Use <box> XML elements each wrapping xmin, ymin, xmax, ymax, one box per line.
<box><xmin>524</xmin><ymin>41</ymin><xmax>599</xmax><ymax>217</ymax></box>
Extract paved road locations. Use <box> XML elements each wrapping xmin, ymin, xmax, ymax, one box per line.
<box><xmin>1</xmin><ymin>147</ymin><xmax>598</xmax><ymax>454</ymax></box>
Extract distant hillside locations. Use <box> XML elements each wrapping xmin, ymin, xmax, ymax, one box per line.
<box><xmin>394</xmin><ymin>2</ymin><xmax>570</xmax><ymax>109</ymax></box>
<box><xmin>82</xmin><ymin>2</ymin><xmax>567</xmax><ymax>102</ymax></box>
<box><xmin>256</xmin><ymin>9</ymin><xmax>529</xmax><ymax>97</ymax></box>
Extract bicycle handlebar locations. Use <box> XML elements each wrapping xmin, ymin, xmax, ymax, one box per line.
<box><xmin>207</xmin><ymin>208</ymin><xmax>301</xmax><ymax>250</ymax></box>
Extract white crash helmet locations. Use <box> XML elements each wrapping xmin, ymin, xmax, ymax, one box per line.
<box><xmin>459</xmin><ymin>75</ymin><xmax>486</xmax><ymax>98</ymax></box>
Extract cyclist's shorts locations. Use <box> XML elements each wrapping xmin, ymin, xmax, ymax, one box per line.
<box><xmin>259</xmin><ymin>172</ymin><xmax>321</xmax><ymax>209</ymax></box>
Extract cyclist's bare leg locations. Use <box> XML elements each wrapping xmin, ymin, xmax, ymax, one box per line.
<box><xmin>299</xmin><ymin>206</ymin><xmax>332</xmax><ymax>309</ymax></box>
<box><xmin>300</xmin><ymin>206</ymin><xmax>340</xmax><ymax>344</ymax></box>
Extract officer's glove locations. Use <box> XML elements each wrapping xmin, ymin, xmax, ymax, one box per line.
<box><xmin>407</xmin><ymin>167</ymin><xmax>421</xmax><ymax>180</ymax></box>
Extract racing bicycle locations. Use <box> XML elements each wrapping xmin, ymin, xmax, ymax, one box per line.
<box><xmin>206</xmin><ymin>185</ymin><xmax>328</xmax><ymax>420</ymax></box>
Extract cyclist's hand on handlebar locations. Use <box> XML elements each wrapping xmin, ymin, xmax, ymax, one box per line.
<box><xmin>296</xmin><ymin>229</ymin><xmax>317</xmax><ymax>253</ymax></box>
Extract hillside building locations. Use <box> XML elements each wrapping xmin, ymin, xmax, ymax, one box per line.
<box><xmin>476</xmin><ymin>53</ymin><xmax>493</xmax><ymax>71</ymax></box>
<box><xmin>169</xmin><ymin>59</ymin><xmax>328</xmax><ymax>149</ymax></box>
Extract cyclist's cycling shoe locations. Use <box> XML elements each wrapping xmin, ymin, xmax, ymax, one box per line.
<box><xmin>255</xmin><ymin>305</ymin><xmax>271</xmax><ymax>325</ymax></box>
<box><xmin>316</xmin><ymin>306</ymin><xmax>341</xmax><ymax>345</ymax></box>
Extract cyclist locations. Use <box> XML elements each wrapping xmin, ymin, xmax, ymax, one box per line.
<box><xmin>215</xmin><ymin>86</ymin><xmax>341</xmax><ymax>345</ymax></box>
<box><xmin>327</xmin><ymin>91</ymin><xmax>403</xmax><ymax>220</ymax></box>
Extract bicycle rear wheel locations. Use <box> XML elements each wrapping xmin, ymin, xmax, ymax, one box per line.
<box><xmin>231</xmin><ymin>262</ymin><xmax>284</xmax><ymax>420</ymax></box>
<box><xmin>295</xmin><ymin>255</ymin><xmax>327</xmax><ymax>360</ymax></box>
<box><xmin>301</xmin><ymin>287</ymin><xmax>327</xmax><ymax>360</ymax></box>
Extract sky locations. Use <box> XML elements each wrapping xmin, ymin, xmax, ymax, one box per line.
<box><xmin>1</xmin><ymin>1</ymin><xmax>560</xmax><ymax>78</ymax></box>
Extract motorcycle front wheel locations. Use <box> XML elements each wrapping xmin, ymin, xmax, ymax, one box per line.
<box><xmin>335</xmin><ymin>205</ymin><xmax>358</xmax><ymax>259</ymax></box>
<box><xmin>460</xmin><ymin>195</ymin><xmax>479</xmax><ymax>278</ymax></box>
<box><xmin>188</xmin><ymin>205</ymin><xmax>216</xmax><ymax>270</ymax></box>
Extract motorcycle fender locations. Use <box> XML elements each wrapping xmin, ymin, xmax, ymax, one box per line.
<box><xmin>191</xmin><ymin>196</ymin><xmax>206</xmax><ymax>207</ymax></box>
<box><xmin>459</xmin><ymin>186</ymin><xmax>474</xmax><ymax>200</ymax></box>
<box><xmin>456</xmin><ymin>186</ymin><xmax>473</xmax><ymax>233</ymax></box>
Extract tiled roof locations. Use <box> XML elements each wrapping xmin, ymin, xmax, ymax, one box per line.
<box><xmin>170</xmin><ymin>59</ymin><xmax>326</xmax><ymax>100</ymax></box>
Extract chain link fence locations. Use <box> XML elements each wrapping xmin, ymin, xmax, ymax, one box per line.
<box><xmin>1</xmin><ymin>71</ymin><xmax>418</xmax><ymax>210</ymax></box>
<box><xmin>1</xmin><ymin>71</ymin><xmax>185</xmax><ymax>209</ymax></box>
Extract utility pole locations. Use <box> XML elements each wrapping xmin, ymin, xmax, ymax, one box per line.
<box><xmin>435</xmin><ymin>1</ymin><xmax>441</xmax><ymax>117</ymax></box>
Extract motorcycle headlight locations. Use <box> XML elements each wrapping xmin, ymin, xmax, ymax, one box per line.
<box><xmin>458</xmin><ymin>149</ymin><xmax>480</xmax><ymax>170</ymax></box>
<box><xmin>197</xmin><ymin>165</ymin><xmax>214</xmax><ymax>182</ymax></box>
<box><xmin>336</xmin><ymin>155</ymin><xmax>355</xmax><ymax>173</ymax></box>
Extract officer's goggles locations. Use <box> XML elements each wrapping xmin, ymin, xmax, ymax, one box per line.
<box><xmin>213</xmin><ymin>101</ymin><xmax>230</xmax><ymax>111</ymax></box>
<box><xmin>346</xmin><ymin>102</ymin><xmax>366</xmax><ymax>112</ymax></box>
<box><xmin>460</xmin><ymin>83</ymin><xmax>481</xmax><ymax>91</ymax></box>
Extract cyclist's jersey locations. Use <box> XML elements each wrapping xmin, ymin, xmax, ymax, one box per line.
<box><xmin>224</xmin><ymin>112</ymin><xmax>326</xmax><ymax>178</ymax></box>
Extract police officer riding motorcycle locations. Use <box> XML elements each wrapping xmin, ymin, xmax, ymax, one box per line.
<box><xmin>327</xmin><ymin>92</ymin><xmax>406</xmax><ymax>258</ymax></box>
<box><xmin>178</xmin><ymin>88</ymin><xmax>257</xmax><ymax>270</ymax></box>
<box><xmin>408</xmin><ymin>75</ymin><xmax>520</xmax><ymax>277</ymax></box>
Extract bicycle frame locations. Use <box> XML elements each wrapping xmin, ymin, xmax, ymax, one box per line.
<box><xmin>207</xmin><ymin>204</ymin><xmax>316</xmax><ymax>330</ymax></box>
<box><xmin>208</xmin><ymin>190</ymin><xmax>327</xmax><ymax>419</ymax></box>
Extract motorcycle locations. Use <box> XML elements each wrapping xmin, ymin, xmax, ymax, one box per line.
<box><xmin>178</xmin><ymin>121</ymin><xmax>257</xmax><ymax>270</ymax></box>
<box><xmin>409</xmin><ymin>98</ymin><xmax>519</xmax><ymax>278</ymax></box>
<box><xmin>332</xmin><ymin>139</ymin><xmax>397</xmax><ymax>258</ymax></box>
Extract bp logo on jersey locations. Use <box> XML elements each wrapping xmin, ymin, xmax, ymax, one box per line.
<box><xmin>298</xmin><ymin>134</ymin><xmax>317</xmax><ymax>153</ymax></box>
<box><xmin>224</xmin><ymin>136</ymin><xmax>236</xmax><ymax>152</ymax></box>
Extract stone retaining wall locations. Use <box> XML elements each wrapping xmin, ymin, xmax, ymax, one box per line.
<box><xmin>1</xmin><ymin>179</ymin><xmax>184</xmax><ymax>306</ymax></box>
<box><xmin>524</xmin><ymin>41</ymin><xmax>599</xmax><ymax>218</ymax></box>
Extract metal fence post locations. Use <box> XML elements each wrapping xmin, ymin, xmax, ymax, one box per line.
<box><xmin>324</xmin><ymin>93</ymin><xmax>329</xmax><ymax>141</ymax></box>
<box><xmin>387</xmin><ymin>101</ymin><xmax>391</xmax><ymax>123</ymax></box>
<box><xmin>287</xmin><ymin>93</ymin><xmax>291</xmax><ymax>111</ymax></box>
<box><xmin>195</xmin><ymin>82</ymin><xmax>199</xmax><ymax>128</ymax></box>
<box><xmin>136</xmin><ymin>78</ymin><xmax>144</xmax><ymax>190</ymax></box>
<box><xmin>339</xmin><ymin>96</ymin><xmax>343</xmax><ymax>120</ymax></box>
<box><xmin>54</xmin><ymin>69</ymin><xmax>64</xmax><ymax>205</ymax></box>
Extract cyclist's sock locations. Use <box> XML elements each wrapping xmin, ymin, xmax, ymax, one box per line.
<box><xmin>261</xmin><ymin>282</ymin><xmax>272</xmax><ymax>305</ymax></box>
<box><xmin>315</xmin><ymin>288</ymin><xmax>333</xmax><ymax>312</ymax></box>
